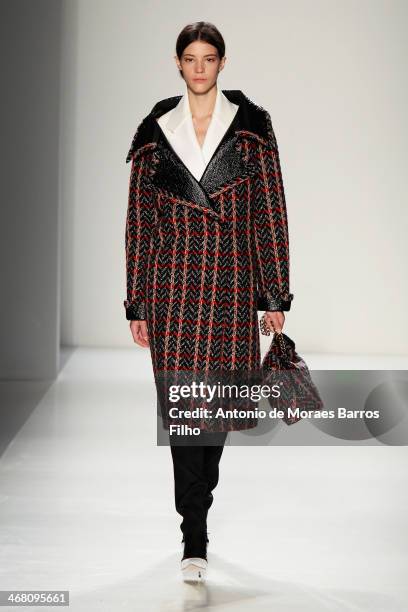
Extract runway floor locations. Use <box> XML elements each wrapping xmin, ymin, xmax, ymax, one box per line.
<box><xmin>0</xmin><ymin>347</ymin><xmax>407</xmax><ymax>611</ymax></box>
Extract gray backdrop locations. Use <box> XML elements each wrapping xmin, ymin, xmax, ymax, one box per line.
<box><xmin>1</xmin><ymin>0</ymin><xmax>407</xmax><ymax>383</ymax></box>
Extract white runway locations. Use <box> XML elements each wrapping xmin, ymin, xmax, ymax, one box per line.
<box><xmin>0</xmin><ymin>348</ymin><xmax>407</xmax><ymax>611</ymax></box>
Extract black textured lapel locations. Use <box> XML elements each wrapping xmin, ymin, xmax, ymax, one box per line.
<box><xmin>151</xmin><ymin>108</ymin><xmax>248</xmax><ymax>214</ymax></box>
<box><xmin>126</xmin><ymin>90</ymin><xmax>269</xmax><ymax>218</ymax></box>
<box><xmin>199</xmin><ymin>110</ymin><xmax>245</xmax><ymax>194</ymax></box>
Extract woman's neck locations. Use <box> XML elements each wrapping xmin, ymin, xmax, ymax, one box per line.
<box><xmin>187</xmin><ymin>83</ymin><xmax>217</xmax><ymax>121</ymax></box>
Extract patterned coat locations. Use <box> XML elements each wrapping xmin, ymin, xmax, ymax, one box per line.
<box><xmin>124</xmin><ymin>89</ymin><xmax>294</xmax><ymax>432</ymax></box>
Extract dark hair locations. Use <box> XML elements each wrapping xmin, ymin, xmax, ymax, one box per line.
<box><xmin>175</xmin><ymin>22</ymin><xmax>225</xmax><ymax>79</ymax></box>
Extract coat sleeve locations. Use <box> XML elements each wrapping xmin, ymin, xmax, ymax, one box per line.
<box><xmin>123</xmin><ymin>147</ymin><xmax>157</xmax><ymax>321</ymax></box>
<box><xmin>253</xmin><ymin>111</ymin><xmax>294</xmax><ymax>312</ymax></box>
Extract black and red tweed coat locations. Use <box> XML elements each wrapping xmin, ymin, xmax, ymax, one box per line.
<box><xmin>124</xmin><ymin>90</ymin><xmax>294</xmax><ymax>433</ymax></box>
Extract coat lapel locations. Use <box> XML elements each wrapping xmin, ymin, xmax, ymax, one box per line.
<box><xmin>150</xmin><ymin>91</ymin><xmax>253</xmax><ymax>220</ymax></box>
<box><xmin>126</xmin><ymin>90</ymin><xmax>265</xmax><ymax>220</ymax></box>
<box><xmin>151</xmin><ymin>125</ymin><xmax>222</xmax><ymax>219</ymax></box>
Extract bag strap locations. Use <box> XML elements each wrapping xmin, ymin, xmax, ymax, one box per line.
<box><xmin>260</xmin><ymin>313</ymin><xmax>287</xmax><ymax>356</ymax></box>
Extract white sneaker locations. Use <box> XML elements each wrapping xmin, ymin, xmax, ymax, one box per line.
<box><xmin>181</xmin><ymin>557</ymin><xmax>208</xmax><ymax>582</ymax></box>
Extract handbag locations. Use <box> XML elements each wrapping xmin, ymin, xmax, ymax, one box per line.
<box><xmin>260</xmin><ymin>313</ymin><xmax>325</xmax><ymax>425</ymax></box>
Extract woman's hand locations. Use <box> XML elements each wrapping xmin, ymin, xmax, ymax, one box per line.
<box><xmin>263</xmin><ymin>311</ymin><xmax>285</xmax><ymax>334</ymax></box>
<box><xmin>130</xmin><ymin>320</ymin><xmax>150</xmax><ymax>348</ymax></box>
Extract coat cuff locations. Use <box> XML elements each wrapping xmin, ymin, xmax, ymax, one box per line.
<box><xmin>257</xmin><ymin>291</ymin><xmax>294</xmax><ymax>312</ymax></box>
<box><xmin>124</xmin><ymin>300</ymin><xmax>146</xmax><ymax>320</ymax></box>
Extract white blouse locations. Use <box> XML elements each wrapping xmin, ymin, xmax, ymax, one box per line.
<box><xmin>156</xmin><ymin>83</ymin><xmax>239</xmax><ymax>182</ymax></box>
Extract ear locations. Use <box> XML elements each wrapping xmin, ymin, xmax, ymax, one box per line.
<box><xmin>174</xmin><ymin>54</ymin><xmax>181</xmax><ymax>71</ymax></box>
<box><xmin>219</xmin><ymin>56</ymin><xmax>226</xmax><ymax>71</ymax></box>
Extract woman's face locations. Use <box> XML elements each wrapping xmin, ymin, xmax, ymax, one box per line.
<box><xmin>175</xmin><ymin>40</ymin><xmax>226</xmax><ymax>93</ymax></box>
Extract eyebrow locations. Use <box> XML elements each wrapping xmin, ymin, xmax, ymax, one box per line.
<box><xmin>183</xmin><ymin>53</ymin><xmax>217</xmax><ymax>57</ymax></box>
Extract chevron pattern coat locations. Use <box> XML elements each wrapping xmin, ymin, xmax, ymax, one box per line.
<box><xmin>124</xmin><ymin>90</ymin><xmax>294</xmax><ymax>432</ymax></box>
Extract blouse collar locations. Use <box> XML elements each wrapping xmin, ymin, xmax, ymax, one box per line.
<box><xmin>165</xmin><ymin>82</ymin><xmax>238</xmax><ymax>134</ymax></box>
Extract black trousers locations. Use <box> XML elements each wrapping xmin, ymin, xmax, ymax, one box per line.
<box><xmin>169</xmin><ymin>430</ymin><xmax>228</xmax><ymax>537</ymax></box>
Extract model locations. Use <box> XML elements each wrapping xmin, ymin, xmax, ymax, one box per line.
<box><xmin>123</xmin><ymin>21</ymin><xmax>293</xmax><ymax>582</ymax></box>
